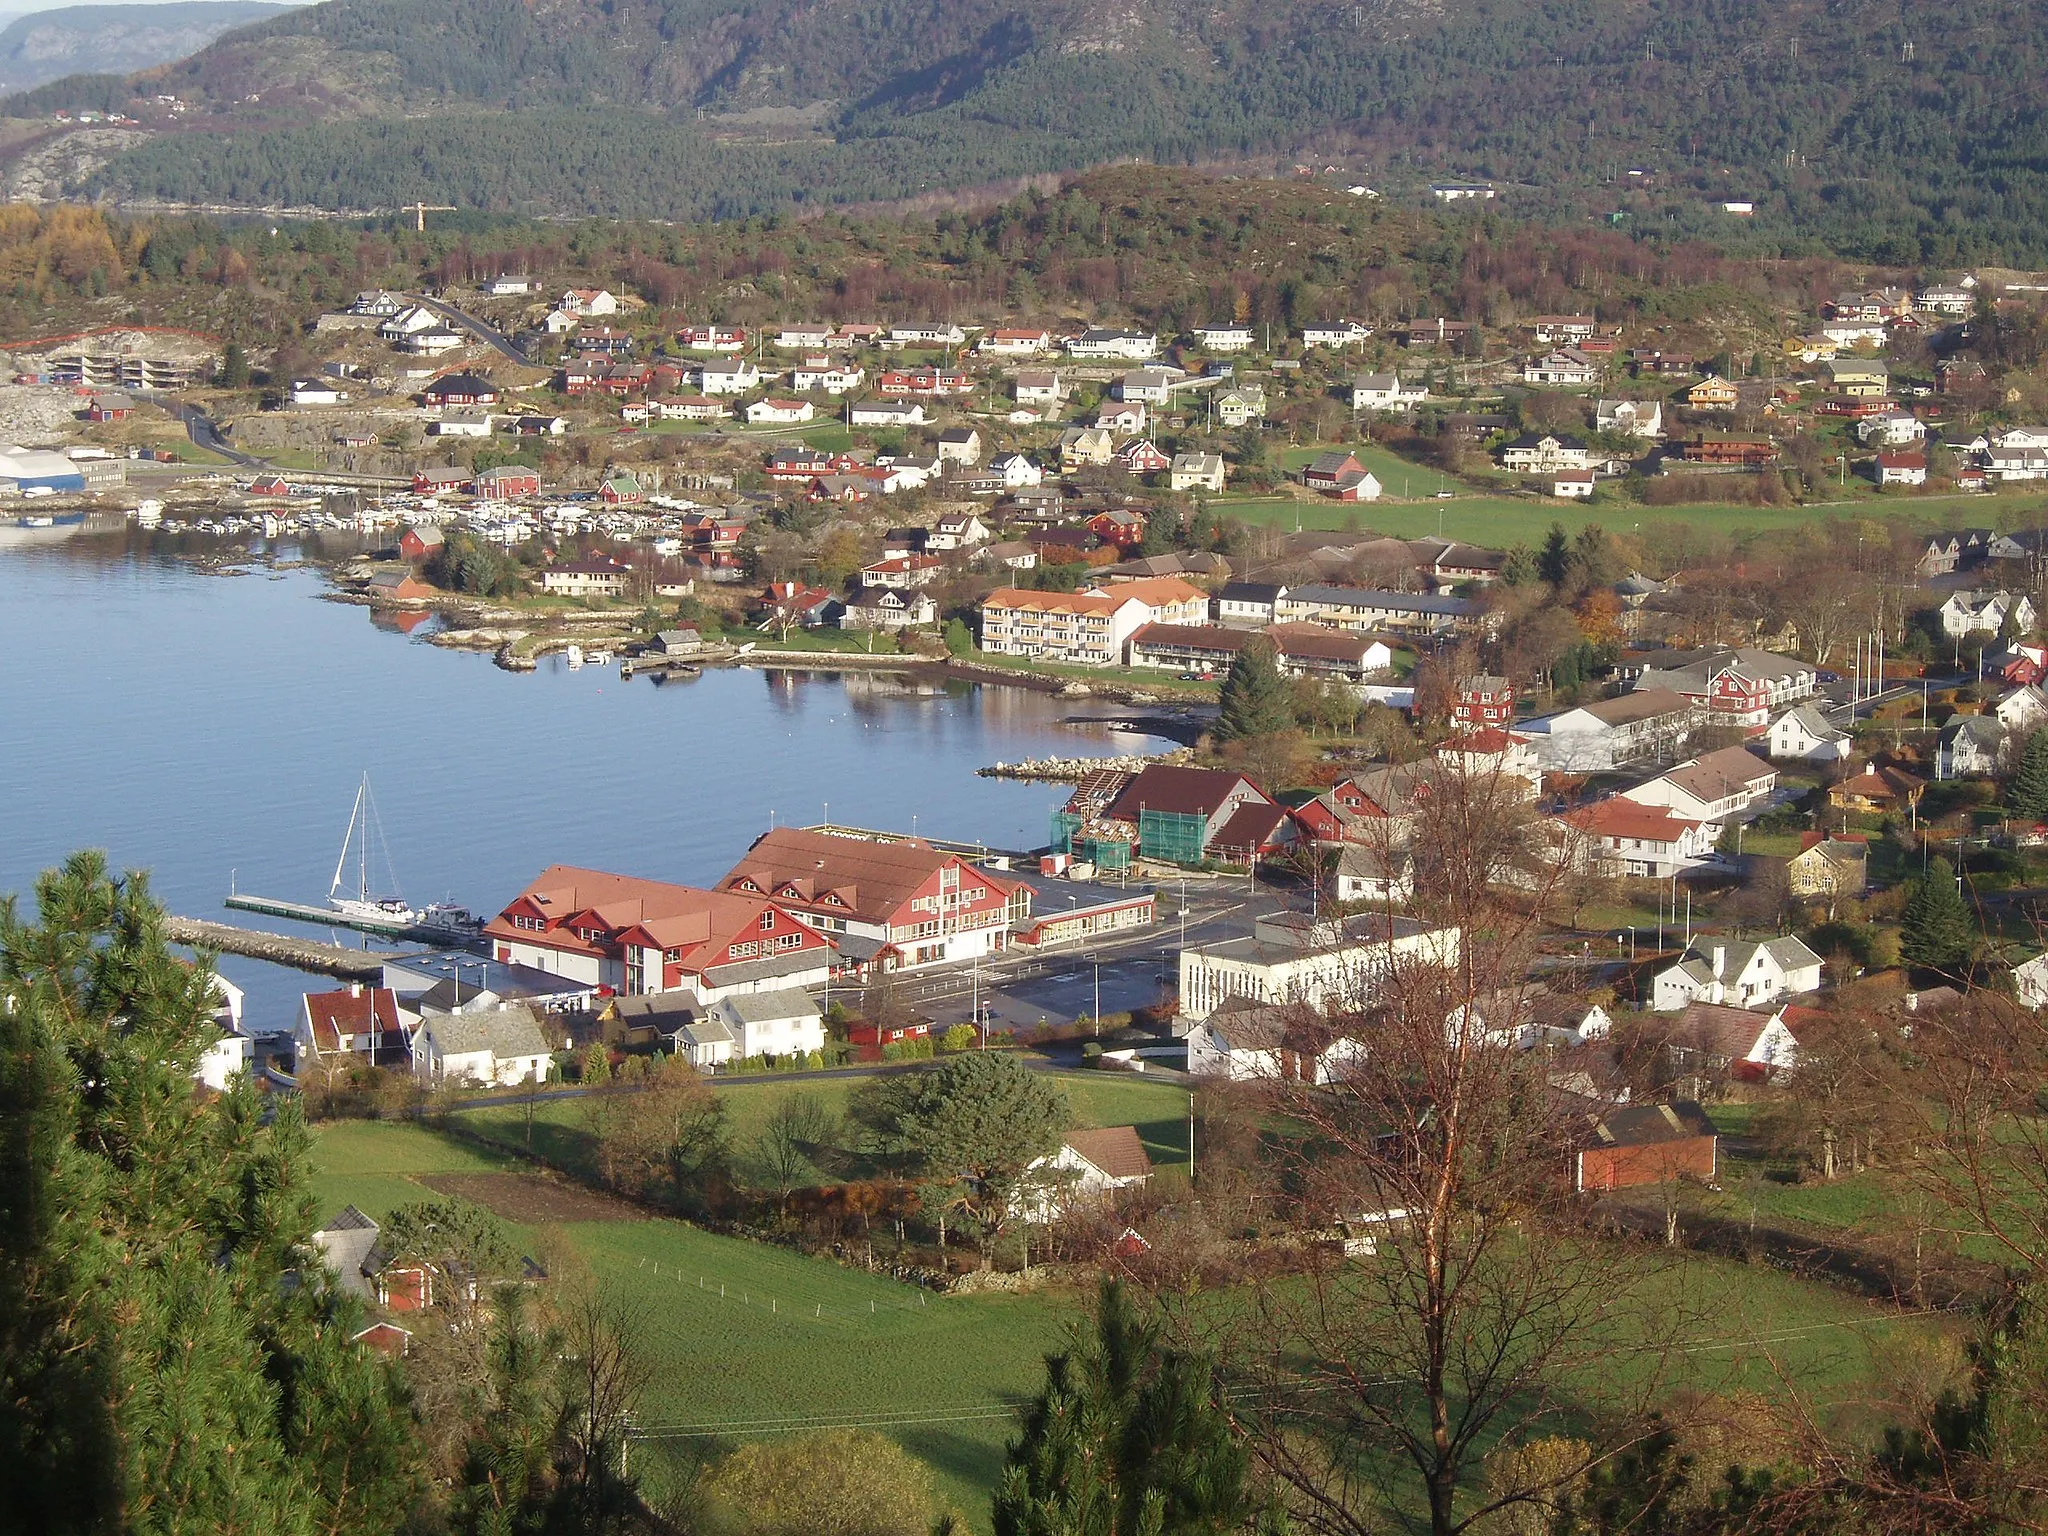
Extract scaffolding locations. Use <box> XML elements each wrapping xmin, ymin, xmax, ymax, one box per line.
<box><xmin>1050</xmin><ymin>810</ymin><xmax>1086</xmax><ymax>856</ymax></box>
<box><xmin>1138</xmin><ymin>808</ymin><xmax>1209</xmax><ymax>866</ymax></box>
<box><xmin>1077</xmin><ymin>837</ymin><xmax>1132</xmax><ymax>875</ymax></box>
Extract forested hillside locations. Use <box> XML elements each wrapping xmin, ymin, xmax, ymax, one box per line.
<box><xmin>8</xmin><ymin>0</ymin><xmax>2048</xmax><ymax>263</ymax></box>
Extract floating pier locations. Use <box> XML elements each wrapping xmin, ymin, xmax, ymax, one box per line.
<box><xmin>226</xmin><ymin>891</ymin><xmax>417</xmax><ymax>938</ymax></box>
<box><xmin>166</xmin><ymin>916</ymin><xmax>396</xmax><ymax>981</ymax></box>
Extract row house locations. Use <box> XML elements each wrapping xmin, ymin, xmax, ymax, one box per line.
<box><xmin>792</xmin><ymin>361</ymin><xmax>864</xmax><ymax>394</ymax></box>
<box><xmin>1522</xmin><ymin>349</ymin><xmax>1601</xmax><ymax>387</ymax></box>
<box><xmin>676</xmin><ymin>324</ymin><xmax>747</xmax><ymax>352</ymax></box>
<box><xmin>877</xmin><ymin>366</ymin><xmax>973</xmax><ymax>397</ymax></box>
<box><xmin>1619</xmin><ymin>744</ymin><xmax>1778</xmax><ymax>826</ymax></box>
<box><xmin>1067</xmin><ymin>329</ymin><xmax>1159</xmax><ymax>360</ymax></box>
<box><xmin>722</xmin><ymin>826</ymin><xmax>1027</xmax><ymax>971</ymax></box>
<box><xmin>1627</xmin><ymin>646</ymin><xmax>1817</xmax><ymax>729</ymax></box>
<box><xmin>1673</xmin><ymin>436</ymin><xmax>1776</xmax><ymax>468</ymax></box>
<box><xmin>1499</xmin><ymin>433</ymin><xmax>1600</xmax><ymax>474</ymax></box>
<box><xmin>1273</xmin><ymin>584</ymin><xmax>1482</xmax><ymax>637</ymax></box>
<box><xmin>979</xmin><ymin>577</ymin><xmax>1205</xmax><ymax>665</ymax></box>
<box><xmin>484</xmin><ymin>866</ymin><xmax>832</xmax><ymax>1001</ymax></box>
<box><xmin>887</xmin><ymin>324</ymin><xmax>969</xmax><ymax>348</ymax></box>
<box><xmin>1938</xmin><ymin>589</ymin><xmax>2037</xmax><ymax>637</ymax></box>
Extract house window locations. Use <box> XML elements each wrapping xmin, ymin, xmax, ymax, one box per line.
<box><xmin>758</xmin><ymin>910</ymin><xmax>775</xmax><ymax>931</ymax></box>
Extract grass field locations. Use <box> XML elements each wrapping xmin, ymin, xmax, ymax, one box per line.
<box><xmin>313</xmin><ymin>1116</ymin><xmax>1958</xmax><ymax>1522</ymax></box>
<box><xmin>452</xmin><ymin>1069</ymin><xmax>1199</xmax><ymax>1191</ymax></box>
<box><xmin>1210</xmin><ymin>487</ymin><xmax>2048</xmax><ymax>547</ymax></box>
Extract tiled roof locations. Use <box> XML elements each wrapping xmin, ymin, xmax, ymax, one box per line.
<box><xmin>1062</xmin><ymin>1125</ymin><xmax>1153</xmax><ymax>1180</ymax></box>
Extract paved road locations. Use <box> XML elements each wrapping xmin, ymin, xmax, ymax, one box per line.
<box><xmin>406</xmin><ymin>293</ymin><xmax>531</xmax><ymax>365</ymax></box>
<box><xmin>161</xmin><ymin>397</ymin><xmax>266</xmax><ymax>469</ymax></box>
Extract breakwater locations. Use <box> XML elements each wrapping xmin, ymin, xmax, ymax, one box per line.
<box><xmin>979</xmin><ymin>750</ymin><xmax>1190</xmax><ymax>783</ymax></box>
<box><xmin>165</xmin><ymin>916</ymin><xmax>396</xmax><ymax>981</ymax></box>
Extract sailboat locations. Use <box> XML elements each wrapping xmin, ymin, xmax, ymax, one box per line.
<box><xmin>330</xmin><ymin>775</ymin><xmax>416</xmax><ymax>925</ymax></box>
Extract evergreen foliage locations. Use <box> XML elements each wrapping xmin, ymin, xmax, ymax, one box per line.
<box><xmin>2010</xmin><ymin>730</ymin><xmax>2048</xmax><ymax>820</ymax></box>
<box><xmin>1900</xmin><ymin>856</ymin><xmax>1977</xmax><ymax>976</ymax></box>
<box><xmin>995</xmin><ymin>1280</ymin><xmax>1254</xmax><ymax>1536</ymax></box>
<box><xmin>0</xmin><ymin>851</ymin><xmax>425</xmax><ymax>1534</ymax></box>
<box><xmin>1214</xmin><ymin>639</ymin><xmax>1293</xmax><ymax>744</ymax></box>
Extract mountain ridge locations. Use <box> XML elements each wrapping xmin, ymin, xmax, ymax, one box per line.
<box><xmin>0</xmin><ymin>1</ymin><xmax>288</xmax><ymax>90</ymax></box>
<box><xmin>3</xmin><ymin>0</ymin><xmax>2046</xmax><ymax>262</ymax></box>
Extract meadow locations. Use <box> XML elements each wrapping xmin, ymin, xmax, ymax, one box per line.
<box><xmin>312</xmin><ymin>1104</ymin><xmax>1961</xmax><ymax>1520</ymax></box>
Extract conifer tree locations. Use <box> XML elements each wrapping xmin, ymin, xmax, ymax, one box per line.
<box><xmin>1901</xmin><ymin>856</ymin><xmax>1977</xmax><ymax>976</ymax></box>
<box><xmin>995</xmin><ymin>1280</ymin><xmax>1253</xmax><ymax>1536</ymax></box>
<box><xmin>0</xmin><ymin>852</ymin><xmax>425</xmax><ymax>1535</ymax></box>
<box><xmin>1537</xmin><ymin>521</ymin><xmax>1572</xmax><ymax>587</ymax></box>
<box><xmin>1215</xmin><ymin>638</ymin><xmax>1294</xmax><ymax>743</ymax></box>
<box><xmin>2010</xmin><ymin>730</ymin><xmax>2048</xmax><ymax>820</ymax></box>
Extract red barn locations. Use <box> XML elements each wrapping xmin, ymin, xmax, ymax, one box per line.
<box><xmin>1573</xmin><ymin>1101</ymin><xmax>1717</xmax><ymax>1192</ymax></box>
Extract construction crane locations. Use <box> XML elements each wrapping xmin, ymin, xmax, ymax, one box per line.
<box><xmin>401</xmin><ymin>201</ymin><xmax>455</xmax><ymax>232</ymax></box>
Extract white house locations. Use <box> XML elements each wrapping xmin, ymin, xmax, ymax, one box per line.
<box><xmin>793</xmin><ymin>363</ymin><xmax>864</xmax><ymax>395</ymax></box>
<box><xmin>1995</xmin><ymin>684</ymin><xmax>2048</xmax><ymax>732</ymax></box>
<box><xmin>745</xmin><ymin>398</ymin><xmax>816</xmax><ymax>425</ymax></box>
<box><xmin>1938</xmin><ymin>590</ymin><xmax>2036</xmax><ymax>638</ymax></box>
<box><xmin>429</xmin><ymin>410</ymin><xmax>493</xmax><ymax>437</ymax></box>
<box><xmin>849</xmin><ymin>399</ymin><xmax>926</xmax><ymax>427</ymax></box>
<box><xmin>1651</xmin><ymin>937</ymin><xmax>1824</xmax><ymax>1013</ymax></box>
<box><xmin>936</xmin><ymin>426</ymin><xmax>983</xmax><ymax>464</ymax></box>
<box><xmin>1595</xmin><ymin>399</ymin><xmax>1663</xmax><ymax>438</ymax></box>
<box><xmin>1767</xmin><ymin>705</ymin><xmax>1853</xmax><ymax>764</ymax></box>
<box><xmin>1017</xmin><ymin>1125</ymin><xmax>1154</xmax><ymax>1222</ymax></box>
<box><xmin>1619</xmin><ymin>745</ymin><xmax>1777</xmax><ymax>827</ymax></box>
<box><xmin>1115</xmin><ymin>367</ymin><xmax>1184</xmax><ymax>404</ymax></box>
<box><xmin>988</xmin><ymin>452</ymin><xmax>1043</xmax><ymax>488</ymax></box>
<box><xmin>709</xmin><ymin>988</ymin><xmax>825</xmax><ymax>1060</ymax></box>
<box><xmin>1067</xmin><ymin>329</ymin><xmax>1159</xmax><ymax>360</ymax></box>
<box><xmin>1183</xmin><ymin>999</ymin><xmax>1367</xmax><ymax>1084</ymax></box>
<box><xmin>412</xmin><ymin>1004</ymin><xmax>556</xmax><ymax>1087</ymax></box>
<box><xmin>1520</xmin><ymin>689</ymin><xmax>1698</xmax><ymax>771</ymax></box>
<box><xmin>1856</xmin><ymin>411</ymin><xmax>1927</xmax><ymax>447</ymax></box>
<box><xmin>1303</xmin><ymin>320</ymin><xmax>1373</xmax><ymax>348</ymax></box>
<box><xmin>2014</xmin><ymin>953</ymin><xmax>2048</xmax><ymax>1010</ymax></box>
<box><xmin>1666</xmin><ymin>1001</ymin><xmax>1802</xmax><ymax>1079</ymax></box>
<box><xmin>1522</xmin><ymin>349</ymin><xmax>1601</xmax><ymax>387</ymax></box>
<box><xmin>290</xmin><ymin>379</ymin><xmax>346</xmax><ymax>406</ymax></box>
<box><xmin>195</xmin><ymin>1025</ymin><xmax>253</xmax><ymax>1092</ymax></box>
<box><xmin>1168</xmin><ymin>453</ymin><xmax>1226</xmax><ymax>492</ymax></box>
<box><xmin>560</xmin><ymin>288</ymin><xmax>618</xmax><ymax>315</ymax></box>
<box><xmin>1350</xmin><ymin>373</ymin><xmax>1427</xmax><ymax>411</ymax></box>
<box><xmin>1177</xmin><ymin>912</ymin><xmax>1460</xmax><ymax>1026</ymax></box>
<box><xmin>1193</xmin><ymin>324</ymin><xmax>1255</xmax><ymax>353</ymax></box>
<box><xmin>926</xmin><ymin>510</ymin><xmax>991</xmax><ymax>550</ymax></box>
<box><xmin>1334</xmin><ymin>845</ymin><xmax>1413</xmax><ymax>905</ymax></box>
<box><xmin>1938</xmin><ymin>714</ymin><xmax>2009</xmax><ymax>779</ymax></box>
<box><xmin>698</xmin><ymin>359</ymin><xmax>762</xmax><ymax>395</ymax></box>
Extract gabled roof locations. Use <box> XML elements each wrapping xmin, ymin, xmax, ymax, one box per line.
<box><xmin>723</xmin><ymin>827</ymin><xmax>1015</xmax><ymax>925</ymax></box>
<box><xmin>1061</xmin><ymin>1125</ymin><xmax>1153</xmax><ymax>1181</ymax></box>
<box><xmin>303</xmin><ymin>986</ymin><xmax>401</xmax><ymax>1053</ymax></box>
<box><xmin>717</xmin><ymin>987</ymin><xmax>824</xmax><ymax>1024</ymax></box>
<box><xmin>1587</xmin><ymin>1100</ymin><xmax>1716</xmax><ymax>1148</ymax></box>
<box><xmin>421</xmin><ymin>1003</ymin><xmax>551</xmax><ymax>1059</ymax></box>
<box><xmin>1106</xmin><ymin>764</ymin><xmax>1260</xmax><ymax>821</ymax></box>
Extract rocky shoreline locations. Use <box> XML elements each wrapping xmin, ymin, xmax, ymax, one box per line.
<box><xmin>979</xmin><ymin>749</ymin><xmax>1193</xmax><ymax>782</ymax></box>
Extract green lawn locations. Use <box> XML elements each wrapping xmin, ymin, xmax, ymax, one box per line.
<box><xmin>452</xmin><ymin>1069</ymin><xmax>1199</xmax><ymax>1191</ymax></box>
<box><xmin>313</xmin><ymin>1116</ymin><xmax>1956</xmax><ymax>1522</ymax></box>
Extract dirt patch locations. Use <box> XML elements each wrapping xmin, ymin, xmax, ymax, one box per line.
<box><xmin>420</xmin><ymin>1172</ymin><xmax>646</xmax><ymax>1225</ymax></box>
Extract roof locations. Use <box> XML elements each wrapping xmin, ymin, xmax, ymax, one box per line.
<box><xmin>1283</xmin><ymin>585</ymin><xmax>1477</xmax><ymax>617</ymax></box>
<box><xmin>983</xmin><ymin>587</ymin><xmax>1123</xmax><ymax>617</ymax></box>
<box><xmin>1084</xmin><ymin>575</ymin><xmax>1203</xmax><ymax>608</ymax></box>
<box><xmin>1267</xmin><ymin>622</ymin><xmax>1379</xmax><ymax>664</ymax></box>
<box><xmin>1646</xmin><ymin>745</ymin><xmax>1775</xmax><ymax>805</ymax></box>
<box><xmin>1671</xmin><ymin>1000</ymin><xmax>1793</xmax><ymax>1059</ymax></box>
<box><xmin>717</xmin><ymin>987</ymin><xmax>824</xmax><ymax>1025</ymax></box>
<box><xmin>421</xmin><ymin>1003</ymin><xmax>552</xmax><ymax>1059</ymax></box>
<box><xmin>1061</xmin><ymin>1125</ymin><xmax>1153</xmax><ymax>1180</ymax></box>
<box><xmin>319</xmin><ymin>1204</ymin><xmax>379</xmax><ymax>1234</ymax></box>
<box><xmin>1131</xmin><ymin>622</ymin><xmax>1248</xmax><ymax>656</ymax></box>
<box><xmin>485</xmin><ymin>865</ymin><xmax>804</xmax><ymax>962</ymax></box>
<box><xmin>724</xmin><ymin>827</ymin><xmax>1014</xmax><ymax>925</ymax></box>
<box><xmin>1106</xmin><ymin>764</ymin><xmax>1258</xmax><ymax>821</ymax></box>
<box><xmin>1588</xmin><ymin>1101</ymin><xmax>1716</xmax><ymax>1148</ymax></box>
<box><xmin>303</xmin><ymin>986</ymin><xmax>400</xmax><ymax>1053</ymax></box>
<box><xmin>1568</xmin><ymin>688</ymin><xmax>1694</xmax><ymax>727</ymax></box>
<box><xmin>1561</xmin><ymin>799</ymin><xmax>1703</xmax><ymax>843</ymax></box>
<box><xmin>1210</xmin><ymin>801</ymin><xmax>1289</xmax><ymax>853</ymax></box>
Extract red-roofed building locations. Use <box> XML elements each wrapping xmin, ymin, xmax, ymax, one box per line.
<box><xmin>722</xmin><ymin>826</ymin><xmax>1028</xmax><ymax>971</ymax></box>
<box><xmin>295</xmin><ymin>984</ymin><xmax>409</xmax><ymax>1075</ymax></box>
<box><xmin>877</xmin><ymin>367</ymin><xmax>973</xmax><ymax>397</ymax></box>
<box><xmin>484</xmin><ymin>866</ymin><xmax>833</xmax><ymax>1000</ymax></box>
<box><xmin>1556</xmin><ymin>799</ymin><xmax>1714</xmax><ymax>879</ymax></box>
<box><xmin>1453</xmin><ymin>674</ymin><xmax>1514</xmax><ymax>729</ymax></box>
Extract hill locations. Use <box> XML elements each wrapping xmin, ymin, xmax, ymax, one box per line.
<box><xmin>5</xmin><ymin>0</ymin><xmax>2048</xmax><ymax>262</ymax></box>
<box><xmin>0</xmin><ymin>1</ymin><xmax>288</xmax><ymax>90</ymax></box>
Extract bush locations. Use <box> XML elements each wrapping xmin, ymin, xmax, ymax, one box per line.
<box><xmin>1081</xmin><ymin>1041</ymin><xmax>1104</xmax><ymax>1063</ymax></box>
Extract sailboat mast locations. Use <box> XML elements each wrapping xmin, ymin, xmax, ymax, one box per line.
<box><xmin>331</xmin><ymin>780</ymin><xmax>365</xmax><ymax>901</ymax></box>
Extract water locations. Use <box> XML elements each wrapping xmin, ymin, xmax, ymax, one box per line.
<box><xmin>0</xmin><ymin>540</ymin><xmax>1171</xmax><ymax>1026</ymax></box>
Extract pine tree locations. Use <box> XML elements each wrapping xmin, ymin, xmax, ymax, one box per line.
<box><xmin>994</xmin><ymin>1280</ymin><xmax>1252</xmax><ymax>1536</ymax></box>
<box><xmin>1537</xmin><ymin>521</ymin><xmax>1572</xmax><ymax>587</ymax></box>
<box><xmin>2011</xmin><ymin>730</ymin><xmax>2048</xmax><ymax>820</ymax></box>
<box><xmin>1901</xmin><ymin>857</ymin><xmax>1978</xmax><ymax>976</ymax></box>
<box><xmin>1214</xmin><ymin>638</ymin><xmax>1294</xmax><ymax>743</ymax></box>
<box><xmin>0</xmin><ymin>852</ymin><xmax>425</xmax><ymax>1534</ymax></box>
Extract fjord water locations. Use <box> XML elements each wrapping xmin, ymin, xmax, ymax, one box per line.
<box><xmin>0</xmin><ymin>543</ymin><xmax>1167</xmax><ymax>1026</ymax></box>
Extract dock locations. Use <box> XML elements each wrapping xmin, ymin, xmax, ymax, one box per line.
<box><xmin>166</xmin><ymin>916</ymin><xmax>397</xmax><ymax>981</ymax></box>
<box><xmin>226</xmin><ymin>891</ymin><xmax>417</xmax><ymax>938</ymax></box>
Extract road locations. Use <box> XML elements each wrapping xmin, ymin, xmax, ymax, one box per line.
<box><xmin>160</xmin><ymin>396</ymin><xmax>267</xmax><ymax>469</ymax></box>
<box><xmin>405</xmin><ymin>293</ymin><xmax>531</xmax><ymax>365</ymax></box>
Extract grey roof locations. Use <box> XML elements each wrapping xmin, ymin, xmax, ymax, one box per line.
<box><xmin>1944</xmin><ymin>714</ymin><xmax>2008</xmax><ymax>747</ymax></box>
<box><xmin>1777</xmin><ymin>704</ymin><xmax>1848</xmax><ymax>742</ymax></box>
<box><xmin>677</xmin><ymin>1016</ymin><xmax>736</xmax><ymax>1048</ymax></box>
<box><xmin>1284</xmin><ymin>584</ymin><xmax>1477</xmax><ymax>617</ymax></box>
<box><xmin>614</xmin><ymin>992</ymin><xmax>705</xmax><ymax>1024</ymax></box>
<box><xmin>320</xmin><ymin>1204</ymin><xmax>378</xmax><ymax>1233</ymax></box>
<box><xmin>716</xmin><ymin>987</ymin><xmax>823</xmax><ymax>1025</ymax></box>
<box><xmin>1353</xmin><ymin>372</ymin><xmax>1400</xmax><ymax>390</ymax></box>
<box><xmin>422</xmin><ymin>1004</ymin><xmax>551</xmax><ymax>1058</ymax></box>
<box><xmin>699</xmin><ymin>948</ymin><xmax>830</xmax><ymax>988</ymax></box>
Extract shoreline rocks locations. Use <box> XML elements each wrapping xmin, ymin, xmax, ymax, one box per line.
<box><xmin>979</xmin><ymin>749</ymin><xmax>1192</xmax><ymax>782</ymax></box>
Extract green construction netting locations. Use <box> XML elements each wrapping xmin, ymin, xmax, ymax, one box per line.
<box><xmin>1078</xmin><ymin>837</ymin><xmax>1131</xmax><ymax>875</ymax></box>
<box><xmin>1138</xmin><ymin>808</ymin><xmax>1208</xmax><ymax>865</ymax></box>
<box><xmin>1050</xmin><ymin>811</ymin><xmax>1085</xmax><ymax>855</ymax></box>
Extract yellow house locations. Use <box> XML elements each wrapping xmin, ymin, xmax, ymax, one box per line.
<box><xmin>1686</xmin><ymin>377</ymin><xmax>1739</xmax><ymax>410</ymax></box>
<box><xmin>1784</xmin><ymin>335</ymin><xmax>1838</xmax><ymax>363</ymax></box>
<box><xmin>1825</xmin><ymin>360</ymin><xmax>1890</xmax><ymax>399</ymax></box>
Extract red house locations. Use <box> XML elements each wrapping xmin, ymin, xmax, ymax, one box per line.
<box><xmin>1452</xmin><ymin>674</ymin><xmax>1514</xmax><ymax>729</ymax></box>
<box><xmin>1115</xmin><ymin>440</ymin><xmax>1171</xmax><ymax>475</ymax></box>
<box><xmin>1087</xmin><ymin>507</ymin><xmax>1148</xmax><ymax>547</ymax></box>
<box><xmin>1573</xmin><ymin>1101</ymin><xmax>1718</xmax><ymax>1192</ymax></box>
<box><xmin>877</xmin><ymin>367</ymin><xmax>973</xmax><ymax>397</ymax></box>
<box><xmin>398</xmin><ymin>525</ymin><xmax>446</xmax><ymax>562</ymax></box>
<box><xmin>422</xmin><ymin>372</ymin><xmax>500</xmax><ymax>407</ymax></box>
<box><xmin>474</xmin><ymin>466</ymin><xmax>540</xmax><ymax>499</ymax></box>
<box><xmin>248</xmin><ymin>474</ymin><xmax>292</xmax><ymax>496</ymax></box>
<box><xmin>484</xmin><ymin>865</ymin><xmax>834</xmax><ymax>998</ymax></box>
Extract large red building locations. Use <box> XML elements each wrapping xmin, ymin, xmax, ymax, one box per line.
<box><xmin>483</xmin><ymin>866</ymin><xmax>833</xmax><ymax>1001</ymax></box>
<box><xmin>1452</xmin><ymin>674</ymin><xmax>1515</xmax><ymax>730</ymax></box>
<box><xmin>722</xmin><ymin>827</ymin><xmax>1026</xmax><ymax>971</ymax></box>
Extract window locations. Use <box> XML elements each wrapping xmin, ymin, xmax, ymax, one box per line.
<box><xmin>730</xmin><ymin>940</ymin><xmax>760</xmax><ymax>960</ymax></box>
<box><xmin>758</xmin><ymin>910</ymin><xmax>775</xmax><ymax>931</ymax></box>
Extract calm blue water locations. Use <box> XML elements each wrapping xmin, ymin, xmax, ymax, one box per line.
<box><xmin>0</xmin><ymin>540</ymin><xmax>1167</xmax><ymax>1026</ymax></box>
